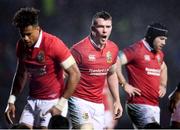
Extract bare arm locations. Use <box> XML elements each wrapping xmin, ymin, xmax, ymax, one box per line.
<box><xmin>5</xmin><ymin>59</ymin><xmax>27</xmax><ymax>124</ymax></box>
<box><xmin>10</xmin><ymin>60</ymin><xmax>28</xmax><ymax>96</ymax></box>
<box><xmin>117</xmin><ymin>53</ymin><xmax>141</xmax><ymax>97</ymax></box>
<box><xmin>159</xmin><ymin>61</ymin><xmax>168</xmax><ymax>98</ymax></box>
<box><xmin>62</xmin><ymin>63</ymin><xmax>80</xmax><ymax>98</ymax></box>
<box><xmin>48</xmin><ymin>56</ymin><xmax>80</xmax><ymax>116</ymax></box>
<box><xmin>107</xmin><ymin>63</ymin><xmax>123</xmax><ymax>119</ymax></box>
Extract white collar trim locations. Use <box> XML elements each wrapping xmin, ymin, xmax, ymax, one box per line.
<box><xmin>89</xmin><ymin>36</ymin><xmax>101</xmax><ymax>49</ymax></box>
<box><xmin>142</xmin><ymin>39</ymin><xmax>153</xmax><ymax>51</ymax></box>
<box><xmin>34</xmin><ymin>30</ymin><xmax>42</xmax><ymax>48</ymax></box>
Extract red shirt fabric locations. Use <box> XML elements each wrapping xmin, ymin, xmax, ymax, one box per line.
<box><xmin>16</xmin><ymin>31</ymin><xmax>71</xmax><ymax>99</ymax></box>
<box><xmin>71</xmin><ymin>36</ymin><xmax>119</xmax><ymax>103</ymax></box>
<box><xmin>123</xmin><ymin>40</ymin><xmax>164</xmax><ymax>106</ymax></box>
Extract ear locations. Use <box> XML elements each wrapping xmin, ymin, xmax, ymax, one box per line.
<box><xmin>91</xmin><ymin>25</ymin><xmax>95</xmax><ymax>31</ymax></box>
<box><xmin>91</xmin><ymin>26</ymin><xmax>96</xmax><ymax>36</ymax></box>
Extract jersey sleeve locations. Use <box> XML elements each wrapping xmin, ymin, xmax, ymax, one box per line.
<box><xmin>50</xmin><ymin>38</ymin><xmax>75</xmax><ymax>69</ymax></box>
<box><xmin>123</xmin><ymin>44</ymin><xmax>136</xmax><ymax>62</ymax></box>
<box><xmin>70</xmin><ymin>47</ymin><xmax>82</xmax><ymax>65</ymax></box>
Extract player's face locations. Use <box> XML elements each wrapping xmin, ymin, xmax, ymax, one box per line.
<box><xmin>153</xmin><ymin>36</ymin><xmax>167</xmax><ymax>52</ymax></box>
<box><xmin>91</xmin><ymin>18</ymin><xmax>112</xmax><ymax>48</ymax></box>
<box><xmin>19</xmin><ymin>25</ymin><xmax>40</xmax><ymax>47</ymax></box>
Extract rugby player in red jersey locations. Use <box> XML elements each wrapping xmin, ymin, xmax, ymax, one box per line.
<box><xmin>117</xmin><ymin>22</ymin><xmax>168</xmax><ymax>129</ymax></box>
<box><xmin>5</xmin><ymin>7</ymin><xmax>80</xmax><ymax>129</ymax></box>
<box><xmin>68</xmin><ymin>11</ymin><xmax>123</xmax><ymax>130</ymax></box>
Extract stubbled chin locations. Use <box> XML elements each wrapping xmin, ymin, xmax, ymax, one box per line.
<box><xmin>100</xmin><ymin>39</ymin><xmax>107</xmax><ymax>44</ymax></box>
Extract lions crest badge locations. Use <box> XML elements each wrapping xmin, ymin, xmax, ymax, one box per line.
<box><xmin>106</xmin><ymin>51</ymin><xmax>112</xmax><ymax>63</ymax></box>
<box><xmin>36</xmin><ymin>50</ymin><xmax>45</xmax><ymax>63</ymax></box>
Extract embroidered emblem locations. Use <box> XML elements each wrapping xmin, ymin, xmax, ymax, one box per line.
<box><xmin>36</xmin><ymin>50</ymin><xmax>45</xmax><ymax>63</ymax></box>
<box><xmin>156</xmin><ymin>54</ymin><xmax>161</xmax><ymax>64</ymax></box>
<box><xmin>88</xmin><ymin>54</ymin><xmax>96</xmax><ymax>61</ymax></box>
<box><xmin>106</xmin><ymin>51</ymin><xmax>112</xmax><ymax>63</ymax></box>
<box><xmin>82</xmin><ymin>113</ymin><xmax>89</xmax><ymax>120</ymax></box>
<box><xmin>144</xmin><ymin>54</ymin><xmax>150</xmax><ymax>61</ymax></box>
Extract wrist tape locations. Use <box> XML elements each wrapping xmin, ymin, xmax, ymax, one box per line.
<box><xmin>8</xmin><ymin>95</ymin><xmax>16</xmax><ymax>104</ymax></box>
<box><xmin>54</xmin><ymin>97</ymin><xmax>67</xmax><ymax>111</ymax></box>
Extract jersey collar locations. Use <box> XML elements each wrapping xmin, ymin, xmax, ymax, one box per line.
<box><xmin>142</xmin><ymin>39</ymin><xmax>153</xmax><ymax>52</ymax></box>
<box><xmin>89</xmin><ymin>35</ymin><xmax>105</xmax><ymax>50</ymax></box>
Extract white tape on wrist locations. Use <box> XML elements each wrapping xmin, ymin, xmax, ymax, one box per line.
<box><xmin>54</xmin><ymin>97</ymin><xmax>67</xmax><ymax>111</ymax></box>
<box><xmin>8</xmin><ymin>95</ymin><xmax>16</xmax><ymax>104</ymax></box>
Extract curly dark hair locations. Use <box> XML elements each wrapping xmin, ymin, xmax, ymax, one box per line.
<box><xmin>12</xmin><ymin>7</ymin><xmax>40</xmax><ymax>28</ymax></box>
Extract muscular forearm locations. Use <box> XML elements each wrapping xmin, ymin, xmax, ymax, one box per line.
<box><xmin>107</xmin><ymin>72</ymin><xmax>120</xmax><ymax>102</ymax></box>
<box><xmin>11</xmin><ymin>74</ymin><xmax>27</xmax><ymax>96</ymax></box>
<box><xmin>10</xmin><ymin>61</ymin><xmax>27</xmax><ymax>97</ymax></box>
<box><xmin>62</xmin><ymin>64</ymin><xmax>80</xmax><ymax>98</ymax></box>
<box><xmin>116</xmin><ymin>57</ymin><xmax>127</xmax><ymax>87</ymax></box>
<box><xmin>160</xmin><ymin>62</ymin><xmax>168</xmax><ymax>88</ymax></box>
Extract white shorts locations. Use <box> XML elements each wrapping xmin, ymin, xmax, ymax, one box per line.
<box><xmin>68</xmin><ymin>96</ymin><xmax>104</xmax><ymax>130</ymax></box>
<box><xmin>19</xmin><ymin>96</ymin><xmax>68</xmax><ymax>127</ymax></box>
<box><xmin>104</xmin><ymin>110</ymin><xmax>114</xmax><ymax>128</ymax></box>
<box><xmin>126</xmin><ymin>103</ymin><xmax>160</xmax><ymax>129</ymax></box>
<box><xmin>171</xmin><ymin>101</ymin><xmax>180</xmax><ymax>122</ymax></box>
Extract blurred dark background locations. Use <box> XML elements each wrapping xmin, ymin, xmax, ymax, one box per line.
<box><xmin>0</xmin><ymin>0</ymin><xmax>179</xmax><ymax>129</ymax></box>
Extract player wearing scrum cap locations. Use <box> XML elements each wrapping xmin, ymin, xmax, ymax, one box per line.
<box><xmin>117</xmin><ymin>22</ymin><xmax>168</xmax><ymax>128</ymax></box>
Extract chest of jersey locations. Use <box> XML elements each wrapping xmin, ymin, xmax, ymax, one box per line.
<box><xmin>130</xmin><ymin>50</ymin><xmax>162</xmax><ymax>76</ymax></box>
<box><xmin>22</xmin><ymin>47</ymin><xmax>47</xmax><ymax>77</ymax></box>
<box><xmin>80</xmin><ymin>49</ymin><xmax>115</xmax><ymax>76</ymax></box>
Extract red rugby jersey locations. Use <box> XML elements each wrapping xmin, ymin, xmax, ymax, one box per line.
<box><xmin>123</xmin><ymin>40</ymin><xmax>164</xmax><ymax>106</ymax></box>
<box><xmin>71</xmin><ymin>36</ymin><xmax>119</xmax><ymax>103</ymax></box>
<box><xmin>16</xmin><ymin>31</ymin><xmax>71</xmax><ymax>99</ymax></box>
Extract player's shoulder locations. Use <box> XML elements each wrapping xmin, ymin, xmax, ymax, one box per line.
<box><xmin>127</xmin><ymin>40</ymin><xmax>144</xmax><ymax>51</ymax></box>
<box><xmin>43</xmin><ymin>31</ymin><xmax>61</xmax><ymax>41</ymax></box>
<box><xmin>71</xmin><ymin>36</ymin><xmax>89</xmax><ymax>50</ymax></box>
<box><xmin>106</xmin><ymin>40</ymin><xmax>119</xmax><ymax>53</ymax></box>
<box><xmin>107</xmin><ymin>40</ymin><xmax>118</xmax><ymax>47</ymax></box>
<box><xmin>42</xmin><ymin>31</ymin><xmax>65</xmax><ymax>46</ymax></box>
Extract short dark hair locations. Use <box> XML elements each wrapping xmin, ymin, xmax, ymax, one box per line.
<box><xmin>12</xmin><ymin>7</ymin><xmax>40</xmax><ymax>28</ymax></box>
<box><xmin>91</xmin><ymin>11</ymin><xmax>112</xmax><ymax>26</ymax></box>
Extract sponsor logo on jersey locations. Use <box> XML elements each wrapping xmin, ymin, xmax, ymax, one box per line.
<box><xmin>145</xmin><ymin>67</ymin><xmax>160</xmax><ymax>76</ymax></box>
<box><xmin>27</xmin><ymin>65</ymin><xmax>47</xmax><ymax>77</ymax></box>
<box><xmin>88</xmin><ymin>54</ymin><xmax>96</xmax><ymax>61</ymax></box>
<box><xmin>89</xmin><ymin>68</ymin><xmax>108</xmax><ymax>75</ymax></box>
<box><xmin>106</xmin><ymin>51</ymin><xmax>112</xmax><ymax>63</ymax></box>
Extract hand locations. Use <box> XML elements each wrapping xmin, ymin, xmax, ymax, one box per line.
<box><xmin>5</xmin><ymin>103</ymin><xmax>16</xmax><ymax>124</ymax></box>
<box><xmin>45</xmin><ymin>106</ymin><xmax>62</xmax><ymax>116</ymax></box>
<box><xmin>169</xmin><ymin>90</ymin><xmax>180</xmax><ymax>113</ymax></box>
<box><xmin>159</xmin><ymin>86</ymin><xmax>166</xmax><ymax>98</ymax></box>
<box><xmin>113</xmin><ymin>101</ymin><xmax>123</xmax><ymax>120</ymax></box>
<box><xmin>124</xmin><ymin>83</ymin><xmax>141</xmax><ymax>97</ymax></box>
